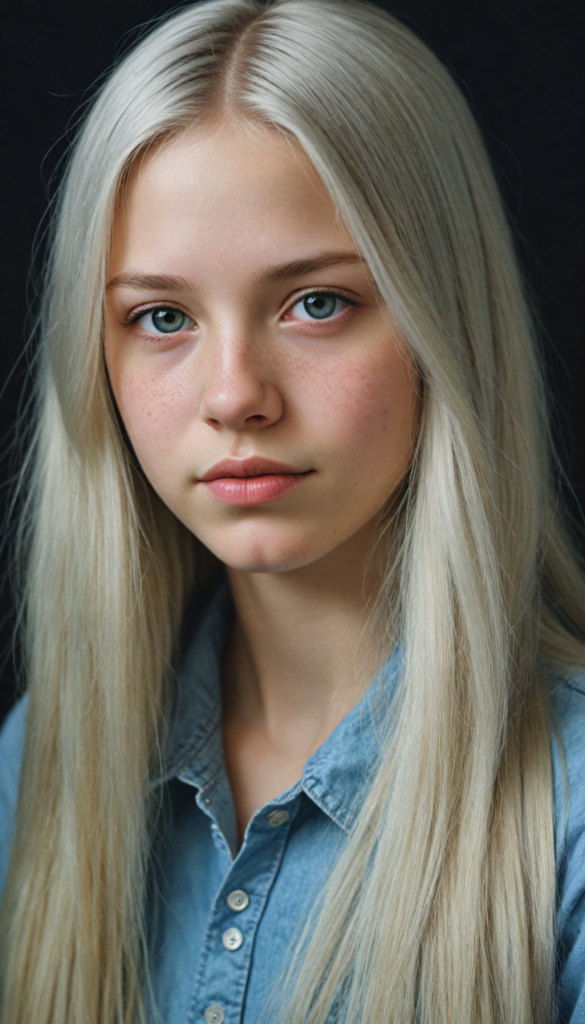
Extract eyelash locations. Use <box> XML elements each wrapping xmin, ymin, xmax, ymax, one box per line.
<box><xmin>120</xmin><ymin>289</ymin><xmax>361</xmax><ymax>333</ymax></box>
<box><xmin>284</xmin><ymin>289</ymin><xmax>361</xmax><ymax>322</ymax></box>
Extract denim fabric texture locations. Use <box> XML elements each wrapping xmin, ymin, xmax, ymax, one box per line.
<box><xmin>0</xmin><ymin>575</ymin><xmax>584</xmax><ymax>1023</ymax></box>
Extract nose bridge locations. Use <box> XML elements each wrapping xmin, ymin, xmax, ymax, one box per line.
<box><xmin>199</xmin><ymin>315</ymin><xmax>282</xmax><ymax>430</ymax></box>
<box><xmin>215</xmin><ymin>318</ymin><xmax>260</xmax><ymax>377</ymax></box>
<box><xmin>208</xmin><ymin>316</ymin><xmax>266</xmax><ymax>395</ymax></box>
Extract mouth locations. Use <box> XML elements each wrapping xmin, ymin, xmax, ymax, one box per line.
<box><xmin>199</xmin><ymin>457</ymin><xmax>313</xmax><ymax>507</ymax></box>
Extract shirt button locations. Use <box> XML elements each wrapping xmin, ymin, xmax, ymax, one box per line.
<box><xmin>267</xmin><ymin>809</ymin><xmax>290</xmax><ymax>827</ymax></box>
<box><xmin>226</xmin><ymin>889</ymin><xmax>249</xmax><ymax>912</ymax></box>
<box><xmin>204</xmin><ymin>1007</ymin><xmax>225</xmax><ymax>1024</ymax></box>
<box><xmin>222</xmin><ymin>926</ymin><xmax>244</xmax><ymax>951</ymax></box>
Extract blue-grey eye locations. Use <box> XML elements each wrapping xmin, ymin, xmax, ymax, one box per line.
<box><xmin>290</xmin><ymin>293</ymin><xmax>345</xmax><ymax>321</ymax></box>
<box><xmin>138</xmin><ymin>307</ymin><xmax>194</xmax><ymax>334</ymax></box>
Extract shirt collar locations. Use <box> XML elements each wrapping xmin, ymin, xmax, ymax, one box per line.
<box><xmin>159</xmin><ymin>574</ymin><xmax>401</xmax><ymax>833</ymax></box>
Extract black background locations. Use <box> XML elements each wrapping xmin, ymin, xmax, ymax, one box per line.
<box><xmin>1</xmin><ymin>0</ymin><xmax>584</xmax><ymax>724</ymax></box>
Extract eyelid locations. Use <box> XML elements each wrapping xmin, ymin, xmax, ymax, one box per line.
<box><xmin>281</xmin><ymin>287</ymin><xmax>361</xmax><ymax>319</ymax></box>
<box><xmin>119</xmin><ymin>301</ymin><xmax>196</xmax><ymax>328</ymax></box>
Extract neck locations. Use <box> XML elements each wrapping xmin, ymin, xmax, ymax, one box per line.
<box><xmin>223</xmin><ymin>522</ymin><xmax>386</xmax><ymax>758</ymax></box>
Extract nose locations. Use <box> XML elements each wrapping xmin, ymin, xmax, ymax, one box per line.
<box><xmin>199</xmin><ymin>330</ymin><xmax>284</xmax><ymax>432</ymax></box>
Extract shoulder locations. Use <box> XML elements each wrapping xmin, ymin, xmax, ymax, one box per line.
<box><xmin>548</xmin><ymin>668</ymin><xmax>585</xmax><ymax>749</ymax></box>
<box><xmin>548</xmin><ymin>669</ymin><xmax>585</xmax><ymax>855</ymax></box>
<box><xmin>547</xmin><ymin>670</ymin><xmax>585</xmax><ymax>1022</ymax></box>
<box><xmin>547</xmin><ymin>668</ymin><xmax>585</xmax><ymax>866</ymax></box>
<box><xmin>0</xmin><ymin>696</ymin><xmax>28</xmax><ymax>804</ymax></box>
<box><xmin>0</xmin><ymin>695</ymin><xmax>28</xmax><ymax>894</ymax></box>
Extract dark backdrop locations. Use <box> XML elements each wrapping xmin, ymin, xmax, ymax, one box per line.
<box><xmin>1</xmin><ymin>0</ymin><xmax>584</xmax><ymax>724</ymax></box>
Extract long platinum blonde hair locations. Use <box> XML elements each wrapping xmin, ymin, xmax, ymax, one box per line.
<box><xmin>2</xmin><ymin>1</ymin><xmax>584</xmax><ymax>1021</ymax></box>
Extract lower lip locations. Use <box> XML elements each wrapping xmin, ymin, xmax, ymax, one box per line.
<box><xmin>203</xmin><ymin>473</ymin><xmax>311</xmax><ymax>507</ymax></box>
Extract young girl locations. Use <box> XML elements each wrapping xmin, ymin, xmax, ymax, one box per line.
<box><xmin>1</xmin><ymin>1</ymin><xmax>584</xmax><ymax>1021</ymax></box>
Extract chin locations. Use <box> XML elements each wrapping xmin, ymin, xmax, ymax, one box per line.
<box><xmin>195</xmin><ymin>524</ymin><xmax>324</xmax><ymax>574</ymax></box>
<box><xmin>213</xmin><ymin>545</ymin><xmax>316</xmax><ymax>575</ymax></box>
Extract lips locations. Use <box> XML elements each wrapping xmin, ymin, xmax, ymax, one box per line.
<box><xmin>199</xmin><ymin>457</ymin><xmax>312</xmax><ymax>507</ymax></box>
<box><xmin>201</xmin><ymin>457</ymin><xmax>307</xmax><ymax>482</ymax></box>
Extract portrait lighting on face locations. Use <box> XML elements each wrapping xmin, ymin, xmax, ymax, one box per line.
<box><xmin>104</xmin><ymin>123</ymin><xmax>421</xmax><ymax>576</ymax></box>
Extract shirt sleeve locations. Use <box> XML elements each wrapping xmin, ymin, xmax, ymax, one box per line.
<box><xmin>0</xmin><ymin>696</ymin><xmax>28</xmax><ymax>896</ymax></box>
<box><xmin>551</xmin><ymin>676</ymin><xmax>585</xmax><ymax>1023</ymax></box>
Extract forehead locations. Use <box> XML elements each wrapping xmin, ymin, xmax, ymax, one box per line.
<box><xmin>110</xmin><ymin>123</ymin><xmax>353</xmax><ymax>280</ymax></box>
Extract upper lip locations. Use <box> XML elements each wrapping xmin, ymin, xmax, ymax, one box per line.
<box><xmin>201</xmin><ymin>457</ymin><xmax>309</xmax><ymax>482</ymax></box>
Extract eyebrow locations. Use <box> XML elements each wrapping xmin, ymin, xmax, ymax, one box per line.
<box><xmin>256</xmin><ymin>251</ymin><xmax>362</xmax><ymax>283</ymax></box>
<box><xmin>106</xmin><ymin>272</ymin><xmax>193</xmax><ymax>292</ymax></box>
<box><xmin>106</xmin><ymin>252</ymin><xmax>362</xmax><ymax>293</ymax></box>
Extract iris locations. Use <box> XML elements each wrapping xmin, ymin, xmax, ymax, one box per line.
<box><xmin>303</xmin><ymin>294</ymin><xmax>337</xmax><ymax>319</ymax></box>
<box><xmin>152</xmin><ymin>308</ymin><xmax>187</xmax><ymax>332</ymax></box>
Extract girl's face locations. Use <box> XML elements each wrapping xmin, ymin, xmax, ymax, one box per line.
<box><xmin>105</xmin><ymin>123</ymin><xmax>420</xmax><ymax>573</ymax></box>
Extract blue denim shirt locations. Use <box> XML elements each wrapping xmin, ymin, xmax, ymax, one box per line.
<box><xmin>1</xmin><ymin>577</ymin><xmax>585</xmax><ymax>1023</ymax></box>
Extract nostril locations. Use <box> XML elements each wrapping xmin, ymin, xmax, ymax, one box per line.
<box><xmin>200</xmin><ymin>379</ymin><xmax>284</xmax><ymax>431</ymax></box>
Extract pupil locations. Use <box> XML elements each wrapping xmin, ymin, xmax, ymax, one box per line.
<box><xmin>153</xmin><ymin>308</ymin><xmax>185</xmax><ymax>333</ymax></box>
<box><xmin>304</xmin><ymin>294</ymin><xmax>337</xmax><ymax>320</ymax></box>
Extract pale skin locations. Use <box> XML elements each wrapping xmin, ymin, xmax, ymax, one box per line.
<box><xmin>105</xmin><ymin>121</ymin><xmax>421</xmax><ymax>846</ymax></box>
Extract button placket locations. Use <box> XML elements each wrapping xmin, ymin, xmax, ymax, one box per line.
<box><xmin>192</xmin><ymin>797</ymin><xmax>299</xmax><ymax>1024</ymax></box>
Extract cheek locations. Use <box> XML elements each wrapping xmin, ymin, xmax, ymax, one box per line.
<box><xmin>300</xmin><ymin>346</ymin><xmax>419</xmax><ymax>480</ymax></box>
<box><xmin>109</xmin><ymin>357</ymin><xmax>196</xmax><ymax>476</ymax></box>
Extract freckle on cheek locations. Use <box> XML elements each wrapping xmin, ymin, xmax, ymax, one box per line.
<box><xmin>122</xmin><ymin>373</ymin><xmax>176</xmax><ymax>420</ymax></box>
